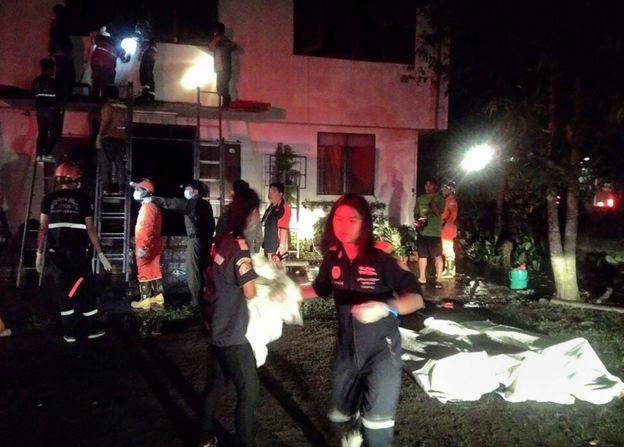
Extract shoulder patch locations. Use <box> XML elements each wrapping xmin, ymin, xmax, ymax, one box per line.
<box><xmin>214</xmin><ymin>254</ymin><xmax>224</xmax><ymax>265</ymax></box>
<box><xmin>236</xmin><ymin>257</ymin><xmax>252</xmax><ymax>266</ymax></box>
<box><xmin>237</xmin><ymin>239</ymin><xmax>249</xmax><ymax>250</ymax></box>
<box><xmin>238</xmin><ymin>259</ymin><xmax>253</xmax><ymax>276</ymax></box>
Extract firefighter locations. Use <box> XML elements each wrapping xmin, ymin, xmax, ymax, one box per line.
<box><xmin>32</xmin><ymin>58</ymin><xmax>62</xmax><ymax>162</ymax></box>
<box><xmin>90</xmin><ymin>26</ymin><xmax>126</xmax><ymax>101</ymax></box>
<box><xmin>440</xmin><ymin>181</ymin><xmax>458</xmax><ymax>278</ymax></box>
<box><xmin>36</xmin><ymin>162</ymin><xmax>112</xmax><ymax>342</ymax></box>
<box><xmin>95</xmin><ymin>85</ymin><xmax>127</xmax><ymax>194</ymax></box>
<box><xmin>135</xmin><ymin>20</ymin><xmax>157</xmax><ymax>104</ymax></box>
<box><xmin>301</xmin><ymin>194</ymin><xmax>424</xmax><ymax>447</ymax></box>
<box><xmin>129</xmin><ymin>179</ymin><xmax>164</xmax><ymax>310</ymax></box>
<box><xmin>151</xmin><ymin>180</ymin><xmax>215</xmax><ymax>307</ymax></box>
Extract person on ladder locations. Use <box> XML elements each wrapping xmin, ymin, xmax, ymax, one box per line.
<box><xmin>135</xmin><ymin>20</ymin><xmax>157</xmax><ymax>105</ymax></box>
<box><xmin>440</xmin><ymin>181</ymin><xmax>458</xmax><ymax>279</ymax></box>
<box><xmin>96</xmin><ymin>85</ymin><xmax>127</xmax><ymax>194</ymax></box>
<box><xmin>32</xmin><ymin>58</ymin><xmax>62</xmax><ymax>163</ymax></box>
<box><xmin>129</xmin><ymin>179</ymin><xmax>164</xmax><ymax>310</ymax></box>
<box><xmin>151</xmin><ymin>180</ymin><xmax>215</xmax><ymax>308</ymax></box>
<box><xmin>36</xmin><ymin>161</ymin><xmax>112</xmax><ymax>342</ymax></box>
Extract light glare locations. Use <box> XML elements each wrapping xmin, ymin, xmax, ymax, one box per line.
<box><xmin>121</xmin><ymin>37</ymin><xmax>138</xmax><ymax>56</ymax></box>
<box><xmin>461</xmin><ymin>143</ymin><xmax>495</xmax><ymax>172</ymax></box>
<box><xmin>180</xmin><ymin>53</ymin><xmax>216</xmax><ymax>90</ymax></box>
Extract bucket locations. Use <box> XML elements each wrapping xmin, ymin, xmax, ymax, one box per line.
<box><xmin>509</xmin><ymin>268</ymin><xmax>528</xmax><ymax>290</ymax></box>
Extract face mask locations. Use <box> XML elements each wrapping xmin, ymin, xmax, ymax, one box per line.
<box><xmin>184</xmin><ymin>189</ymin><xmax>194</xmax><ymax>200</ymax></box>
<box><xmin>133</xmin><ymin>190</ymin><xmax>144</xmax><ymax>201</ymax></box>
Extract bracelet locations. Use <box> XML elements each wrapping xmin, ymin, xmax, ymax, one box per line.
<box><xmin>387</xmin><ymin>305</ymin><xmax>398</xmax><ymax>318</ymax></box>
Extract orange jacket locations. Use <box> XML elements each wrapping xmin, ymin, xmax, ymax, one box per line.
<box><xmin>135</xmin><ymin>202</ymin><xmax>162</xmax><ymax>258</ymax></box>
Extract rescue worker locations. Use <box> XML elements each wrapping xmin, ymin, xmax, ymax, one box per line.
<box><xmin>90</xmin><ymin>26</ymin><xmax>126</xmax><ymax>101</ymax></box>
<box><xmin>208</xmin><ymin>21</ymin><xmax>238</xmax><ymax>108</ymax></box>
<box><xmin>95</xmin><ymin>85</ymin><xmax>127</xmax><ymax>194</ymax></box>
<box><xmin>36</xmin><ymin>162</ymin><xmax>112</xmax><ymax>342</ymax></box>
<box><xmin>130</xmin><ymin>179</ymin><xmax>164</xmax><ymax>310</ymax></box>
<box><xmin>199</xmin><ymin>190</ymin><xmax>261</xmax><ymax>447</ymax></box>
<box><xmin>261</xmin><ymin>182</ymin><xmax>291</xmax><ymax>264</ymax></box>
<box><xmin>440</xmin><ymin>181</ymin><xmax>458</xmax><ymax>278</ymax></box>
<box><xmin>301</xmin><ymin>194</ymin><xmax>424</xmax><ymax>447</ymax></box>
<box><xmin>151</xmin><ymin>180</ymin><xmax>215</xmax><ymax>307</ymax></box>
<box><xmin>135</xmin><ymin>20</ymin><xmax>157</xmax><ymax>104</ymax></box>
<box><xmin>48</xmin><ymin>4</ymin><xmax>75</xmax><ymax>101</ymax></box>
<box><xmin>32</xmin><ymin>58</ymin><xmax>62</xmax><ymax>162</ymax></box>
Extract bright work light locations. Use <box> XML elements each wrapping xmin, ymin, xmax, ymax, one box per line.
<box><xmin>121</xmin><ymin>37</ymin><xmax>138</xmax><ymax>56</ymax></box>
<box><xmin>461</xmin><ymin>143</ymin><xmax>495</xmax><ymax>173</ymax></box>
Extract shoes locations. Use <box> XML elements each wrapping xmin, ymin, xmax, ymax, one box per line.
<box><xmin>341</xmin><ymin>430</ymin><xmax>363</xmax><ymax>447</ymax></box>
<box><xmin>434</xmin><ymin>281</ymin><xmax>443</xmax><ymax>289</ymax></box>
<box><xmin>0</xmin><ymin>328</ymin><xmax>12</xmax><ymax>337</ymax></box>
<box><xmin>36</xmin><ymin>155</ymin><xmax>43</xmax><ymax>162</ymax></box>
<box><xmin>42</xmin><ymin>155</ymin><xmax>56</xmax><ymax>163</ymax></box>
<box><xmin>417</xmin><ymin>279</ymin><xmax>427</xmax><ymax>286</ymax></box>
<box><xmin>150</xmin><ymin>293</ymin><xmax>165</xmax><ymax>309</ymax></box>
<box><xmin>131</xmin><ymin>297</ymin><xmax>152</xmax><ymax>310</ymax></box>
<box><xmin>199</xmin><ymin>436</ymin><xmax>218</xmax><ymax>447</ymax></box>
<box><xmin>87</xmin><ymin>330</ymin><xmax>106</xmax><ymax>340</ymax></box>
<box><xmin>63</xmin><ymin>335</ymin><xmax>77</xmax><ymax>343</ymax></box>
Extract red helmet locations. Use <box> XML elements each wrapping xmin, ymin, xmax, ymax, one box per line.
<box><xmin>54</xmin><ymin>162</ymin><xmax>81</xmax><ymax>182</ymax></box>
<box><xmin>130</xmin><ymin>178</ymin><xmax>154</xmax><ymax>194</ymax></box>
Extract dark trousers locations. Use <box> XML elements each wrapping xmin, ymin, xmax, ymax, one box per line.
<box><xmin>36</xmin><ymin>107</ymin><xmax>62</xmax><ymax>156</ymax></box>
<box><xmin>91</xmin><ymin>65</ymin><xmax>116</xmax><ymax>100</ymax></box>
<box><xmin>100</xmin><ymin>137</ymin><xmax>126</xmax><ymax>191</ymax></box>
<box><xmin>139</xmin><ymin>59</ymin><xmax>155</xmax><ymax>100</ymax></box>
<box><xmin>216</xmin><ymin>71</ymin><xmax>231</xmax><ymax>108</ymax></box>
<box><xmin>186</xmin><ymin>237</ymin><xmax>209</xmax><ymax>306</ymax></box>
<box><xmin>53</xmin><ymin>54</ymin><xmax>76</xmax><ymax>101</ymax></box>
<box><xmin>330</xmin><ymin>331</ymin><xmax>403</xmax><ymax>447</ymax></box>
<box><xmin>47</xmin><ymin>250</ymin><xmax>100</xmax><ymax>338</ymax></box>
<box><xmin>200</xmin><ymin>343</ymin><xmax>259</xmax><ymax>447</ymax></box>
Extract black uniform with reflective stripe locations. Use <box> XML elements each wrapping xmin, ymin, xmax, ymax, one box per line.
<box><xmin>41</xmin><ymin>189</ymin><xmax>93</xmax><ymax>252</ymax></box>
<box><xmin>32</xmin><ymin>74</ymin><xmax>59</xmax><ymax>109</ymax></box>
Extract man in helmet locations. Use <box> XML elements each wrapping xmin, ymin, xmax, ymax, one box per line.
<box><xmin>150</xmin><ymin>180</ymin><xmax>215</xmax><ymax>307</ymax></box>
<box><xmin>130</xmin><ymin>179</ymin><xmax>164</xmax><ymax>310</ymax></box>
<box><xmin>440</xmin><ymin>181</ymin><xmax>458</xmax><ymax>278</ymax></box>
<box><xmin>90</xmin><ymin>26</ymin><xmax>127</xmax><ymax>100</ymax></box>
<box><xmin>36</xmin><ymin>161</ymin><xmax>112</xmax><ymax>342</ymax></box>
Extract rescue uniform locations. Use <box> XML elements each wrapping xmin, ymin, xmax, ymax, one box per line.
<box><xmin>313</xmin><ymin>247</ymin><xmax>422</xmax><ymax>447</ymax></box>
<box><xmin>261</xmin><ymin>198</ymin><xmax>291</xmax><ymax>257</ymax></box>
<box><xmin>98</xmin><ymin>99</ymin><xmax>127</xmax><ymax>192</ymax></box>
<box><xmin>209</xmin><ymin>35</ymin><xmax>235</xmax><ymax>108</ymax></box>
<box><xmin>41</xmin><ymin>189</ymin><xmax>101</xmax><ymax>338</ymax></box>
<box><xmin>151</xmin><ymin>196</ymin><xmax>215</xmax><ymax>306</ymax></box>
<box><xmin>91</xmin><ymin>34</ymin><xmax>122</xmax><ymax>100</ymax></box>
<box><xmin>135</xmin><ymin>201</ymin><xmax>163</xmax><ymax>301</ymax></box>
<box><xmin>138</xmin><ymin>39</ymin><xmax>157</xmax><ymax>103</ymax></box>
<box><xmin>32</xmin><ymin>73</ymin><xmax>62</xmax><ymax>158</ymax></box>
<box><xmin>200</xmin><ymin>235</ymin><xmax>259</xmax><ymax>447</ymax></box>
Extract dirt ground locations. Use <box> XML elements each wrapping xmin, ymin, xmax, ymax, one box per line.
<box><xmin>2</xmin><ymin>276</ymin><xmax>624</xmax><ymax>446</ymax></box>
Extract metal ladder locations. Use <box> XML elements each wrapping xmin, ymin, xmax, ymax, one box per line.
<box><xmin>93</xmin><ymin>83</ymin><xmax>134</xmax><ymax>282</ymax></box>
<box><xmin>15</xmin><ymin>159</ymin><xmax>56</xmax><ymax>287</ymax></box>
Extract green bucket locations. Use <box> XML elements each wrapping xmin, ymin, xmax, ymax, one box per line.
<box><xmin>509</xmin><ymin>268</ymin><xmax>528</xmax><ymax>290</ymax></box>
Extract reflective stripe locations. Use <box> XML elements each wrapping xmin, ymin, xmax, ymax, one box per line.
<box><xmin>83</xmin><ymin>309</ymin><xmax>98</xmax><ymax>317</ymax></box>
<box><xmin>48</xmin><ymin>222</ymin><xmax>87</xmax><ymax>230</ymax></box>
<box><xmin>36</xmin><ymin>93</ymin><xmax>57</xmax><ymax>98</ymax></box>
<box><xmin>94</xmin><ymin>46</ymin><xmax>117</xmax><ymax>58</ymax></box>
<box><xmin>327</xmin><ymin>408</ymin><xmax>353</xmax><ymax>423</ymax></box>
<box><xmin>361</xmin><ymin>418</ymin><xmax>395</xmax><ymax>430</ymax></box>
<box><xmin>111</xmin><ymin>103</ymin><xmax>127</xmax><ymax>109</ymax></box>
<box><xmin>60</xmin><ymin>309</ymin><xmax>75</xmax><ymax>316</ymax></box>
<box><xmin>68</xmin><ymin>277</ymin><xmax>84</xmax><ymax>298</ymax></box>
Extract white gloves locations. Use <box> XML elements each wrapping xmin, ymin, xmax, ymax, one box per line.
<box><xmin>35</xmin><ymin>251</ymin><xmax>44</xmax><ymax>273</ymax></box>
<box><xmin>98</xmin><ymin>252</ymin><xmax>112</xmax><ymax>271</ymax></box>
<box><xmin>95</xmin><ymin>135</ymin><xmax>103</xmax><ymax>150</ymax></box>
<box><xmin>351</xmin><ymin>301</ymin><xmax>396</xmax><ymax>324</ymax></box>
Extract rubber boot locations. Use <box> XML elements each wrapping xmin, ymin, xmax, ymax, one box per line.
<box><xmin>150</xmin><ymin>279</ymin><xmax>165</xmax><ymax>309</ymax></box>
<box><xmin>132</xmin><ymin>281</ymin><xmax>153</xmax><ymax>310</ymax></box>
<box><xmin>440</xmin><ymin>259</ymin><xmax>456</xmax><ymax>278</ymax></box>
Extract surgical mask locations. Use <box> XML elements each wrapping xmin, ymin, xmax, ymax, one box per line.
<box><xmin>133</xmin><ymin>190</ymin><xmax>145</xmax><ymax>201</ymax></box>
<box><xmin>184</xmin><ymin>189</ymin><xmax>194</xmax><ymax>200</ymax></box>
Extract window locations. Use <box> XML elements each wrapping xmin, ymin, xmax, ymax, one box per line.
<box><xmin>294</xmin><ymin>0</ymin><xmax>416</xmax><ymax>64</ymax></box>
<box><xmin>66</xmin><ymin>0</ymin><xmax>217</xmax><ymax>44</ymax></box>
<box><xmin>317</xmin><ymin>133</ymin><xmax>375</xmax><ymax>195</ymax></box>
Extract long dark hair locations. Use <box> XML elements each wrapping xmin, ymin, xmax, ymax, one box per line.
<box><xmin>320</xmin><ymin>194</ymin><xmax>374</xmax><ymax>256</ymax></box>
<box><xmin>215</xmin><ymin>187</ymin><xmax>260</xmax><ymax>249</ymax></box>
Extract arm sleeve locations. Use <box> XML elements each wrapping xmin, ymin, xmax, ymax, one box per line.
<box><xmin>233</xmin><ymin>245</ymin><xmax>257</xmax><ymax>286</ymax></box>
<box><xmin>80</xmin><ymin>193</ymin><xmax>94</xmax><ymax>219</ymax></box>
<box><xmin>380</xmin><ymin>252</ymin><xmax>422</xmax><ymax>296</ymax></box>
<box><xmin>41</xmin><ymin>195</ymin><xmax>51</xmax><ymax>214</ymax></box>
<box><xmin>141</xmin><ymin>204</ymin><xmax>160</xmax><ymax>250</ymax></box>
<box><xmin>312</xmin><ymin>254</ymin><xmax>333</xmax><ymax>298</ymax></box>
<box><xmin>277</xmin><ymin>203</ymin><xmax>291</xmax><ymax>229</ymax></box>
<box><xmin>153</xmin><ymin>197</ymin><xmax>188</xmax><ymax>213</ymax></box>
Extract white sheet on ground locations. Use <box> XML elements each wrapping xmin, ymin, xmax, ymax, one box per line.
<box><xmin>246</xmin><ymin>254</ymin><xmax>303</xmax><ymax>367</ymax></box>
<box><xmin>401</xmin><ymin>317</ymin><xmax>624</xmax><ymax>405</ymax></box>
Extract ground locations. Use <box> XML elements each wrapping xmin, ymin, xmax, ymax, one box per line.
<box><xmin>1</xmin><ymin>268</ymin><xmax>624</xmax><ymax>447</ymax></box>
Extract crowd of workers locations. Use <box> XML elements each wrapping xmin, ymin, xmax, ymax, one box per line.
<box><xmin>5</xmin><ymin>5</ymin><xmax>464</xmax><ymax>446</ymax></box>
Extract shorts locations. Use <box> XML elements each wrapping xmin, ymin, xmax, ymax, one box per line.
<box><xmin>417</xmin><ymin>235</ymin><xmax>442</xmax><ymax>259</ymax></box>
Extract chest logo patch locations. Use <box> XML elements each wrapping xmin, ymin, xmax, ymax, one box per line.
<box><xmin>331</xmin><ymin>266</ymin><xmax>341</xmax><ymax>280</ymax></box>
<box><xmin>214</xmin><ymin>254</ymin><xmax>224</xmax><ymax>265</ymax></box>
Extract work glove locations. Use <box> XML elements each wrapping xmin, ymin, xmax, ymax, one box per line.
<box><xmin>351</xmin><ymin>301</ymin><xmax>395</xmax><ymax>324</ymax></box>
<box><xmin>142</xmin><ymin>196</ymin><xmax>153</xmax><ymax>204</ymax></box>
<box><xmin>35</xmin><ymin>251</ymin><xmax>44</xmax><ymax>273</ymax></box>
<box><xmin>95</xmin><ymin>134</ymin><xmax>102</xmax><ymax>150</ymax></box>
<box><xmin>138</xmin><ymin>248</ymin><xmax>147</xmax><ymax>259</ymax></box>
<box><xmin>98</xmin><ymin>252</ymin><xmax>112</xmax><ymax>271</ymax></box>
